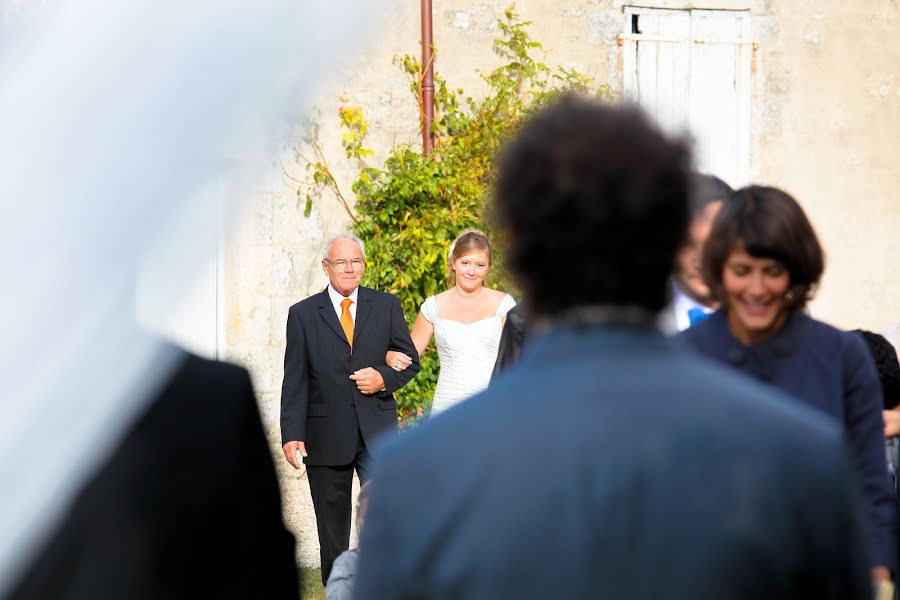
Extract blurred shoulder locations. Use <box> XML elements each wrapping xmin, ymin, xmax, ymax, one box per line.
<box><xmin>673</xmin><ymin>309</ymin><xmax>727</xmax><ymax>350</ymax></box>
<box><xmin>291</xmin><ymin>289</ymin><xmax>327</xmax><ymax>312</ymax></box>
<box><xmin>480</xmin><ymin>287</ymin><xmax>509</xmax><ymax>301</ymax></box>
<box><xmin>166</xmin><ymin>352</ymin><xmax>252</xmax><ymax>392</ymax></box>
<box><xmin>157</xmin><ymin>352</ymin><xmax>255</xmax><ymax>420</ymax></box>
<box><xmin>798</xmin><ymin>314</ymin><xmax>868</xmax><ymax>357</ymax></box>
<box><xmin>372</xmin><ymin>399</ymin><xmax>496</xmax><ymax>485</ymax></box>
<box><xmin>625</xmin><ymin>337</ymin><xmax>846</xmax><ymax>448</ymax></box>
<box><xmin>327</xmin><ymin>548</ymin><xmax>359</xmax><ymax>584</ymax></box>
<box><xmin>128</xmin><ymin>349</ymin><xmax>259</xmax><ymax>452</ymax></box>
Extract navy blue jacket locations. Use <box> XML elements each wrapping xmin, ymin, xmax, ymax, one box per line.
<box><xmin>678</xmin><ymin>311</ymin><xmax>898</xmax><ymax>571</ymax></box>
<box><xmin>356</xmin><ymin>325</ymin><xmax>870</xmax><ymax>599</ymax></box>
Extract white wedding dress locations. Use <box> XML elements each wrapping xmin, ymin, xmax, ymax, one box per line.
<box><xmin>422</xmin><ymin>294</ymin><xmax>517</xmax><ymax>415</ymax></box>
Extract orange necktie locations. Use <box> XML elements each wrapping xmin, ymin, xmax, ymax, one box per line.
<box><xmin>340</xmin><ymin>298</ymin><xmax>354</xmax><ymax>351</ymax></box>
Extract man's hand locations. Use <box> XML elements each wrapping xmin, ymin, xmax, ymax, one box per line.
<box><xmin>884</xmin><ymin>409</ymin><xmax>900</xmax><ymax>437</ymax></box>
<box><xmin>282</xmin><ymin>440</ymin><xmax>307</xmax><ymax>469</ymax></box>
<box><xmin>874</xmin><ymin>575</ymin><xmax>894</xmax><ymax>600</ymax></box>
<box><xmin>872</xmin><ymin>566</ymin><xmax>893</xmax><ymax>600</ymax></box>
<box><xmin>350</xmin><ymin>367</ymin><xmax>385</xmax><ymax>395</ymax></box>
<box><xmin>386</xmin><ymin>350</ymin><xmax>413</xmax><ymax>372</ymax></box>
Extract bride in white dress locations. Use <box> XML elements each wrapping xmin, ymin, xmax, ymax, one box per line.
<box><xmin>387</xmin><ymin>230</ymin><xmax>516</xmax><ymax>415</ymax></box>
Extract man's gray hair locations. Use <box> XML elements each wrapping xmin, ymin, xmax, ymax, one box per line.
<box><xmin>323</xmin><ymin>232</ymin><xmax>365</xmax><ymax>260</ymax></box>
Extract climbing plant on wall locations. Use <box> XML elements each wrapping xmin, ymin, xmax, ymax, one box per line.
<box><xmin>300</xmin><ymin>6</ymin><xmax>613</xmax><ymax>421</ymax></box>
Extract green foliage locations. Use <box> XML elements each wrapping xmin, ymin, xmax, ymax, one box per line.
<box><xmin>301</xmin><ymin>7</ymin><xmax>613</xmax><ymax>422</ymax></box>
<box><xmin>299</xmin><ymin>568</ymin><xmax>324</xmax><ymax>600</ymax></box>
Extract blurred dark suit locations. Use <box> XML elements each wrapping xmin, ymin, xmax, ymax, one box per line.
<box><xmin>356</xmin><ymin>326</ymin><xmax>871</xmax><ymax>600</ymax></box>
<box><xmin>491</xmin><ymin>304</ymin><xmax>527</xmax><ymax>378</ymax></box>
<box><xmin>8</xmin><ymin>352</ymin><xmax>299</xmax><ymax>600</ymax></box>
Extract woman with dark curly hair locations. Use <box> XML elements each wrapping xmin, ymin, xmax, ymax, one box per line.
<box><xmin>677</xmin><ymin>186</ymin><xmax>898</xmax><ymax>584</ymax></box>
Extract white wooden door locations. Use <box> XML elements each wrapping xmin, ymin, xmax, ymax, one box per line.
<box><xmin>622</xmin><ymin>7</ymin><xmax>752</xmax><ymax>188</ymax></box>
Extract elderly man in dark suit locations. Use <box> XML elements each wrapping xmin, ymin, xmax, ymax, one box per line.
<box><xmin>280</xmin><ymin>232</ymin><xmax>419</xmax><ymax>584</ymax></box>
<box><xmin>355</xmin><ymin>97</ymin><xmax>871</xmax><ymax>599</ymax></box>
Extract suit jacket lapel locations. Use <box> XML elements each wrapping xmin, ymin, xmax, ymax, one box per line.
<box><xmin>317</xmin><ymin>288</ymin><xmax>350</xmax><ymax>346</ymax></box>
<box><xmin>353</xmin><ymin>287</ymin><xmax>374</xmax><ymax>346</ymax></box>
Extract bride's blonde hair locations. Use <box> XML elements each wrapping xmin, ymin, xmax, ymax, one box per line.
<box><xmin>448</xmin><ymin>229</ymin><xmax>493</xmax><ymax>286</ymax></box>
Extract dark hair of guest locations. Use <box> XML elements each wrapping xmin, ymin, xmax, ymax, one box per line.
<box><xmin>701</xmin><ymin>185</ymin><xmax>824</xmax><ymax>311</ymax></box>
<box><xmin>853</xmin><ymin>330</ymin><xmax>900</xmax><ymax>410</ymax></box>
<box><xmin>492</xmin><ymin>95</ymin><xmax>691</xmax><ymax>316</ymax></box>
<box><xmin>689</xmin><ymin>173</ymin><xmax>733</xmax><ymax>218</ymax></box>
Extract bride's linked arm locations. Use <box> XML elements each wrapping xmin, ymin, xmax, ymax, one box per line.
<box><xmin>386</xmin><ymin>311</ymin><xmax>433</xmax><ymax>371</ymax></box>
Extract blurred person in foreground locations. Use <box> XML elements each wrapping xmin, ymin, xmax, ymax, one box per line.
<box><xmin>677</xmin><ymin>186</ymin><xmax>898</xmax><ymax>585</ymax></box>
<box><xmin>0</xmin><ymin>0</ymin><xmax>391</xmax><ymax>596</ymax></box>
<box><xmin>659</xmin><ymin>173</ymin><xmax>733</xmax><ymax>333</ymax></box>
<box><xmin>354</xmin><ymin>96</ymin><xmax>871</xmax><ymax>599</ymax></box>
<box><xmin>8</xmin><ymin>351</ymin><xmax>300</xmax><ymax>600</ymax></box>
<box><xmin>491</xmin><ymin>303</ymin><xmax>528</xmax><ymax>377</ymax></box>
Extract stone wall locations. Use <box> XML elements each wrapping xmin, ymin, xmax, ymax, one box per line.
<box><xmin>746</xmin><ymin>0</ymin><xmax>900</xmax><ymax>329</ymax></box>
<box><xmin>224</xmin><ymin>0</ymin><xmax>900</xmax><ymax>567</ymax></box>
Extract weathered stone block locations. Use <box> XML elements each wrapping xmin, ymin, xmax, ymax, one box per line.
<box><xmin>588</xmin><ymin>11</ymin><xmax>620</xmax><ymax>45</ymax></box>
<box><xmin>450</xmin><ymin>11</ymin><xmax>471</xmax><ymax>29</ymax></box>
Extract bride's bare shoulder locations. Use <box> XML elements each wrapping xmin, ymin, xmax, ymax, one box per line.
<box><xmin>481</xmin><ymin>287</ymin><xmax>509</xmax><ymax>301</ymax></box>
<box><xmin>432</xmin><ymin>288</ymin><xmax>455</xmax><ymax>308</ymax></box>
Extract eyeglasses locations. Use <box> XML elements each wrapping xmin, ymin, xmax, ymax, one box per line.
<box><xmin>325</xmin><ymin>258</ymin><xmax>365</xmax><ymax>269</ymax></box>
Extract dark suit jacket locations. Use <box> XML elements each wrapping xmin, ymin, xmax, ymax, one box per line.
<box><xmin>491</xmin><ymin>304</ymin><xmax>527</xmax><ymax>378</ymax></box>
<box><xmin>677</xmin><ymin>310</ymin><xmax>898</xmax><ymax>571</ymax></box>
<box><xmin>8</xmin><ymin>352</ymin><xmax>298</xmax><ymax>600</ymax></box>
<box><xmin>280</xmin><ymin>286</ymin><xmax>420</xmax><ymax>466</ymax></box>
<box><xmin>356</xmin><ymin>325</ymin><xmax>870</xmax><ymax>600</ymax></box>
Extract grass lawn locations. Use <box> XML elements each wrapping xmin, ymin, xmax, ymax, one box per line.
<box><xmin>300</xmin><ymin>568</ymin><xmax>325</xmax><ymax>600</ymax></box>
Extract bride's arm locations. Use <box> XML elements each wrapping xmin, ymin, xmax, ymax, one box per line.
<box><xmin>386</xmin><ymin>311</ymin><xmax>433</xmax><ymax>370</ymax></box>
<box><xmin>409</xmin><ymin>312</ymin><xmax>433</xmax><ymax>357</ymax></box>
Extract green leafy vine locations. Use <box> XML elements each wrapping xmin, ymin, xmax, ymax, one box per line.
<box><xmin>299</xmin><ymin>6</ymin><xmax>613</xmax><ymax>421</ymax></box>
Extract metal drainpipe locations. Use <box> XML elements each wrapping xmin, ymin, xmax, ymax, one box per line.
<box><xmin>421</xmin><ymin>0</ymin><xmax>435</xmax><ymax>156</ymax></box>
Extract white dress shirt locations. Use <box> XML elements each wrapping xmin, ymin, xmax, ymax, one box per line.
<box><xmin>327</xmin><ymin>285</ymin><xmax>359</xmax><ymax>322</ymax></box>
<box><xmin>672</xmin><ymin>283</ymin><xmax>714</xmax><ymax>332</ymax></box>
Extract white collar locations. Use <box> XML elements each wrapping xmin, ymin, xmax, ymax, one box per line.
<box><xmin>672</xmin><ymin>282</ymin><xmax>714</xmax><ymax>331</ymax></box>
<box><xmin>327</xmin><ymin>284</ymin><xmax>358</xmax><ymax>308</ymax></box>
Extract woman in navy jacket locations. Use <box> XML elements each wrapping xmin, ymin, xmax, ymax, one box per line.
<box><xmin>678</xmin><ymin>185</ymin><xmax>898</xmax><ymax>583</ymax></box>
